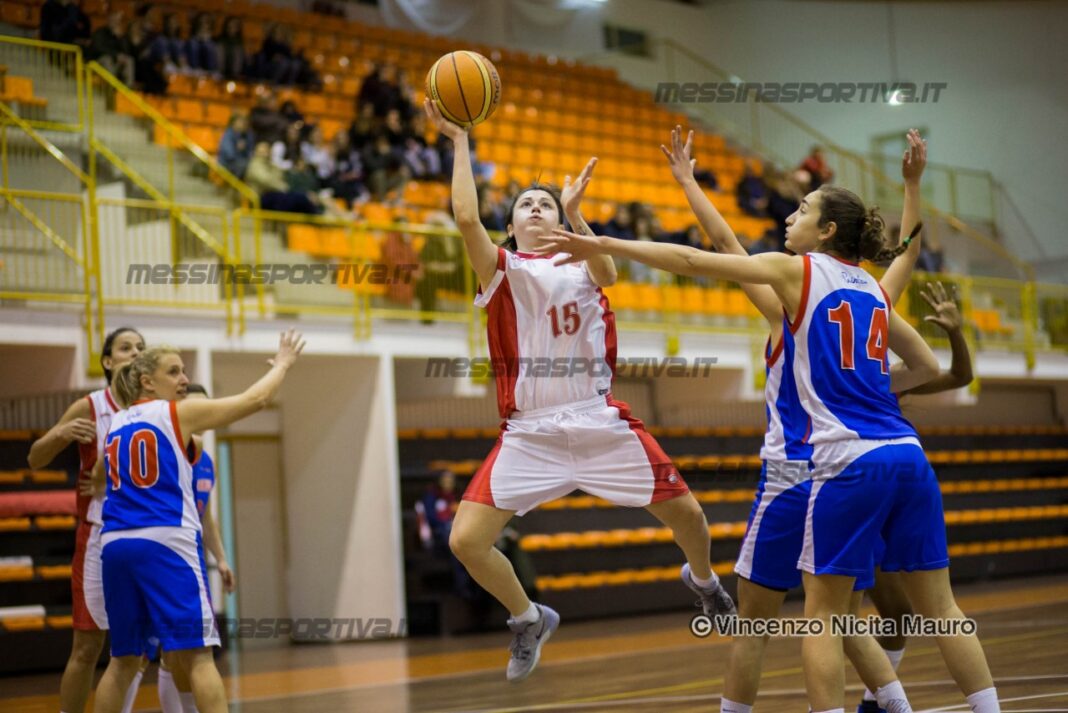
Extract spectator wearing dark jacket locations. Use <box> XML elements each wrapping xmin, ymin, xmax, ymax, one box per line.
<box><xmin>216</xmin><ymin>16</ymin><xmax>245</xmax><ymax>80</ymax></box>
<box><xmin>186</xmin><ymin>13</ymin><xmax>219</xmax><ymax>75</ymax></box>
<box><xmin>40</xmin><ymin>0</ymin><xmax>90</xmax><ymax>50</ymax></box>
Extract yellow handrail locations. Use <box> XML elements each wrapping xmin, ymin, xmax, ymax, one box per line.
<box><xmin>85</xmin><ymin>61</ymin><xmax>259</xmax><ymax>209</ymax></box>
<box><xmin>0</xmin><ymin>35</ymin><xmax>84</xmax><ymax>132</ymax></box>
<box><xmin>0</xmin><ymin>102</ymin><xmax>88</xmax><ymax>183</ymax></box>
<box><xmin>655</xmin><ymin>39</ymin><xmax>1029</xmax><ymax>277</ymax></box>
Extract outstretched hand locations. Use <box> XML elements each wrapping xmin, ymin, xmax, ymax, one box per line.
<box><xmin>921</xmin><ymin>281</ymin><xmax>962</xmax><ymax>333</ymax></box>
<box><xmin>561</xmin><ymin>157</ymin><xmax>597</xmax><ymax>218</ymax></box>
<box><xmin>902</xmin><ymin>128</ymin><xmax>927</xmax><ymax>186</ymax></box>
<box><xmin>268</xmin><ymin>329</ymin><xmax>305</xmax><ymax>369</ymax></box>
<box><xmin>661</xmin><ymin>125</ymin><xmax>697</xmax><ymax>185</ymax></box>
<box><xmin>535</xmin><ymin>228</ymin><xmax>608</xmax><ymax>266</ymax></box>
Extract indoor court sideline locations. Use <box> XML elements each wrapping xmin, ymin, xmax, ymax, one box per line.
<box><xmin>2</xmin><ymin>575</ymin><xmax>1066</xmax><ymax>711</ymax></box>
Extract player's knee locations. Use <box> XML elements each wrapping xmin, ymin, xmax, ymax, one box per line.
<box><xmin>70</xmin><ymin>631</ymin><xmax>106</xmax><ymax>665</ymax></box>
<box><xmin>448</xmin><ymin>528</ymin><xmax>481</xmax><ymax>563</ymax></box>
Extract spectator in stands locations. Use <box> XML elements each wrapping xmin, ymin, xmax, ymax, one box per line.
<box><xmin>747</xmin><ymin>228</ymin><xmax>780</xmax><ymax>255</ymax></box>
<box><xmin>249</xmin><ymin>91</ymin><xmax>288</xmax><ymax>145</ymax></box>
<box><xmin>150</xmin><ymin>13</ymin><xmax>188</xmax><ymax>77</ymax></box>
<box><xmin>127</xmin><ymin>17</ymin><xmax>167</xmax><ymax>95</ymax></box>
<box><xmin>417</xmin><ymin>212</ymin><xmax>463</xmax><ymax>321</ymax></box>
<box><xmin>279</xmin><ymin>99</ymin><xmax>304</xmax><ymax>126</ymax></box>
<box><xmin>255</xmin><ymin>23</ymin><xmax>301</xmax><ymax>87</ymax></box>
<box><xmin>736</xmin><ymin>164</ymin><xmax>769</xmax><ymax>217</ymax></box>
<box><xmin>380</xmin><ymin>217</ymin><xmax>423</xmax><ymax>306</ymax></box>
<box><xmin>270</xmin><ymin>121</ymin><xmax>304</xmax><ymax>171</ymax></box>
<box><xmin>88</xmin><ymin>12</ymin><xmax>135</xmax><ymax>87</ymax></box>
<box><xmin>690</xmin><ymin>148</ymin><xmax>718</xmax><ymax>191</ymax></box>
<box><xmin>363</xmin><ymin>132</ymin><xmax>410</xmax><ymax>202</ymax></box>
<box><xmin>764</xmin><ymin>167</ymin><xmax>802</xmax><ymax>251</ymax></box>
<box><xmin>393</xmin><ymin>69</ymin><xmax>417</xmax><ymax>122</ymax></box>
<box><xmin>301</xmin><ymin>125</ymin><xmax>335</xmax><ymax>184</ymax></box>
<box><xmin>217</xmin><ymin>113</ymin><xmax>254</xmax><ymax>179</ymax></box>
<box><xmin>355</xmin><ymin>64</ymin><xmax>385</xmax><ymax>113</ymax></box>
<box><xmin>40</xmin><ymin>0</ymin><xmax>91</xmax><ymax>51</ymax></box>
<box><xmin>216</xmin><ymin>16</ymin><xmax>246</xmax><ymax>81</ymax></box>
<box><xmin>185</xmin><ymin>13</ymin><xmax>220</xmax><ymax>76</ymax></box>
<box><xmin>917</xmin><ymin>233</ymin><xmax>945</xmax><ymax>273</ymax></box>
<box><xmin>599</xmin><ymin>201</ymin><xmax>637</xmax><ymax>240</ymax></box>
<box><xmin>624</xmin><ymin>214</ymin><xmax>661</xmax><ymax>283</ymax></box>
<box><xmin>348</xmin><ymin>103</ymin><xmax>376</xmax><ymax>154</ymax></box>
<box><xmin>415</xmin><ymin>470</ymin><xmax>476</xmax><ymax>599</ymax></box>
<box><xmin>328</xmin><ymin>131</ymin><xmax>368</xmax><ymax>208</ymax></box>
<box><xmin>245</xmin><ymin>142</ymin><xmax>320</xmax><ymax>215</ymax></box>
<box><xmin>477</xmin><ymin>185</ymin><xmax>505</xmax><ymax>233</ymax></box>
<box><xmin>401</xmin><ymin>112</ymin><xmax>441</xmax><ymax>179</ymax></box>
<box><xmin>799</xmin><ymin>144</ymin><xmax>834</xmax><ymax>191</ymax></box>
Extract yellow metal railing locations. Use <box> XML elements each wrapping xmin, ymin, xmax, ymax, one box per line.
<box><xmin>0</xmin><ymin>35</ymin><xmax>84</xmax><ymax>132</ymax></box>
<box><xmin>0</xmin><ymin>101</ymin><xmax>96</xmax><ymax>361</ymax></box>
<box><xmin>630</xmin><ymin>39</ymin><xmax>1027</xmax><ymax>276</ymax></box>
<box><xmin>0</xmin><ymin>37</ymin><xmax>1066</xmax><ymax>370</ymax></box>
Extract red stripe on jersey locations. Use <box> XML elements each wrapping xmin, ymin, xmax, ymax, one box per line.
<box><xmin>597</xmin><ymin>287</ymin><xmax>617</xmax><ymax>377</ymax></box>
<box><xmin>169</xmin><ymin>400</ymin><xmax>194</xmax><ymax>465</ymax></box>
<box><xmin>788</xmin><ymin>254</ymin><xmax>812</xmax><ymax>335</ymax></box>
<box><xmin>104</xmin><ymin>388</ymin><xmax>119</xmax><ymax>412</ymax></box>
<box><xmin>76</xmin><ymin>395</ymin><xmax>97</xmax><ymax>521</ymax></box>
<box><xmin>607</xmin><ymin>396</ymin><xmax>689</xmax><ymax>503</ymax></box>
<box><xmin>463</xmin><ymin>427</ymin><xmax>504</xmax><ymax>508</ymax></box>
<box><xmin>766</xmin><ymin>333</ymin><xmax>784</xmax><ymax>367</ymax></box>
<box><xmin>70</xmin><ymin>520</ymin><xmax>100</xmax><ymax>631</ymax></box>
<box><xmin>487</xmin><ymin>273</ymin><xmax>520</xmax><ymax>418</ymax></box>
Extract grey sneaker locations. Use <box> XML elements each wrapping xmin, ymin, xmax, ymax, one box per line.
<box><xmin>505</xmin><ymin>603</ymin><xmax>559</xmax><ymax>682</ymax></box>
<box><xmin>681</xmin><ymin>563</ymin><xmax>737</xmax><ymax>617</ymax></box>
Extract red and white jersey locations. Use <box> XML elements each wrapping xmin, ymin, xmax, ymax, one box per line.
<box><xmin>78</xmin><ymin>387</ymin><xmax>121</xmax><ymax>525</ymax></box>
<box><xmin>475</xmin><ymin>248</ymin><xmax>617</xmax><ymax>418</ymax></box>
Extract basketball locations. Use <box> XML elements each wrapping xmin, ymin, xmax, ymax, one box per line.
<box><xmin>425</xmin><ymin>50</ymin><xmax>501</xmax><ymax>128</ymax></box>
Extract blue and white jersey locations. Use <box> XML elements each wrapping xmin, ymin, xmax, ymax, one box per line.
<box><xmin>759</xmin><ymin>333</ymin><xmax>813</xmax><ymax>463</ymax></box>
<box><xmin>102</xmin><ymin>399</ymin><xmax>200</xmax><ymax>534</ymax></box>
<box><xmin>785</xmin><ymin>252</ymin><xmax>917</xmax><ymax>446</ymax></box>
<box><xmin>193</xmin><ymin>452</ymin><xmax>215</xmax><ymax>520</ymax></box>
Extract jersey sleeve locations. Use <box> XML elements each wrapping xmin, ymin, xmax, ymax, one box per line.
<box><xmin>474</xmin><ymin>247</ymin><xmax>509</xmax><ymax>309</ymax></box>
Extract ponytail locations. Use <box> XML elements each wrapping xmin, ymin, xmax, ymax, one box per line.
<box><xmin>111</xmin><ymin>346</ymin><xmax>181</xmax><ymax>407</ymax></box>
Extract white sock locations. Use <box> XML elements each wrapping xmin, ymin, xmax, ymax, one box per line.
<box><xmin>720</xmin><ymin>698</ymin><xmax>752</xmax><ymax>713</ymax></box>
<box><xmin>179</xmin><ymin>691</ymin><xmax>199</xmax><ymax>713</ymax></box>
<box><xmin>512</xmin><ymin>602</ymin><xmax>540</xmax><ymax>625</ymax></box>
<box><xmin>967</xmin><ymin>687</ymin><xmax>1000</xmax><ymax>713</ymax></box>
<box><xmin>158</xmin><ymin>667</ymin><xmax>184</xmax><ymax>713</ymax></box>
<box><xmin>876</xmin><ymin>680</ymin><xmax>912</xmax><ymax>713</ymax></box>
<box><xmin>120</xmin><ymin>669</ymin><xmax>144</xmax><ymax>713</ymax></box>
<box><xmin>863</xmin><ymin>646</ymin><xmax>906</xmax><ymax>700</ymax></box>
<box><xmin>691</xmin><ymin>569</ymin><xmax>719</xmax><ymax>588</ymax></box>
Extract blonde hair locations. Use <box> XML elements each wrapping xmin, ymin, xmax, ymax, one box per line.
<box><xmin>111</xmin><ymin>346</ymin><xmax>182</xmax><ymax>407</ymax></box>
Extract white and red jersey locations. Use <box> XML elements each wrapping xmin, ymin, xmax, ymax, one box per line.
<box><xmin>475</xmin><ymin>248</ymin><xmax>617</xmax><ymax>418</ymax></box>
<box><xmin>77</xmin><ymin>387</ymin><xmax>121</xmax><ymax>525</ymax></box>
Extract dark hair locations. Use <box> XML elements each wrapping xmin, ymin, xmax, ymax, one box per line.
<box><xmin>101</xmin><ymin>327</ymin><xmax>144</xmax><ymax>384</ymax></box>
<box><xmin>501</xmin><ymin>182</ymin><xmax>564</xmax><ymax>252</ymax></box>
<box><xmin>815</xmin><ymin>186</ymin><xmax>905</xmax><ymax>263</ymax></box>
<box><xmin>186</xmin><ymin>383</ymin><xmax>209</xmax><ymax>397</ymax></box>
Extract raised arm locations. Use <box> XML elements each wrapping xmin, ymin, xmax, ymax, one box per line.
<box><xmin>880</xmin><ymin>129</ymin><xmax>927</xmax><ymax>305</ymax></box>
<box><xmin>177</xmin><ymin>330</ymin><xmax>304</xmax><ymax>435</ymax></box>
<box><xmin>545</xmin><ymin>228</ymin><xmax>802</xmax><ymax>301</ymax></box>
<box><xmin>662</xmin><ymin>127</ymin><xmax>782</xmax><ymax>325</ymax></box>
<box><xmin>887</xmin><ymin>309</ymin><xmax>940</xmax><ymax>393</ymax></box>
<box><xmin>903</xmin><ymin>282</ymin><xmax>973</xmax><ymax>395</ymax></box>
<box><xmin>424</xmin><ymin>98</ymin><xmax>498</xmax><ymax>289</ymax></box>
<box><xmin>561</xmin><ymin>157</ymin><xmax>616</xmax><ymax>287</ymax></box>
<box><xmin>28</xmin><ymin>398</ymin><xmax>94</xmax><ymax>470</ymax></box>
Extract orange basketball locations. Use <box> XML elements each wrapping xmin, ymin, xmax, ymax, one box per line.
<box><xmin>425</xmin><ymin>51</ymin><xmax>501</xmax><ymax>129</ymax></box>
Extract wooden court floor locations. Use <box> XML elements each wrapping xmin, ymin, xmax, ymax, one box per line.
<box><xmin>3</xmin><ymin>575</ymin><xmax>1067</xmax><ymax>712</ymax></box>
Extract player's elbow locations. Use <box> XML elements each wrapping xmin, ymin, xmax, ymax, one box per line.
<box><xmin>915</xmin><ymin>355</ymin><xmax>940</xmax><ymax>383</ymax></box>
